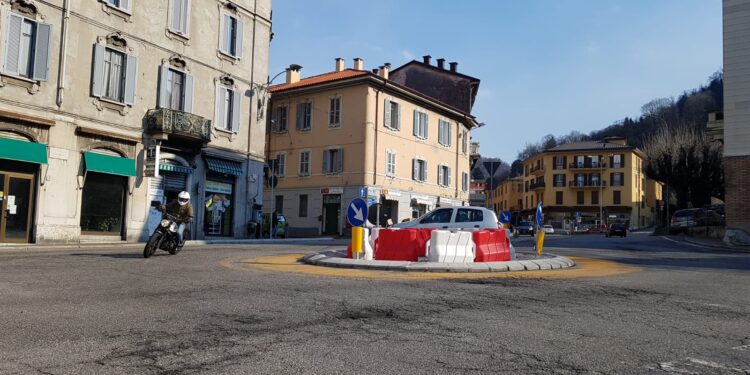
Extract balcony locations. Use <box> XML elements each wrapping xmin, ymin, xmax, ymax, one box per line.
<box><xmin>569</xmin><ymin>180</ymin><xmax>608</xmax><ymax>189</ymax></box>
<box><xmin>569</xmin><ymin>162</ymin><xmax>607</xmax><ymax>171</ymax></box>
<box><xmin>146</xmin><ymin>108</ymin><xmax>211</xmax><ymax>145</ymax></box>
<box><xmin>530</xmin><ymin>165</ymin><xmax>545</xmax><ymax>176</ymax></box>
<box><xmin>530</xmin><ymin>181</ymin><xmax>546</xmax><ymax>190</ymax></box>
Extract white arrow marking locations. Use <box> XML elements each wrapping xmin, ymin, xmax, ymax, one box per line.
<box><xmin>351</xmin><ymin>203</ymin><xmax>364</xmax><ymax>221</ymax></box>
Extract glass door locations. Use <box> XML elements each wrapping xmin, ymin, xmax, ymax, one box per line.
<box><xmin>1</xmin><ymin>173</ymin><xmax>35</xmax><ymax>243</ymax></box>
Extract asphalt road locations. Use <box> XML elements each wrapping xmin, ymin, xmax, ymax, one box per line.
<box><xmin>1</xmin><ymin>233</ymin><xmax>749</xmax><ymax>374</ymax></box>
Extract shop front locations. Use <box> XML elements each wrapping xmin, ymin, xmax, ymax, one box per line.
<box><xmin>79</xmin><ymin>151</ymin><xmax>136</xmax><ymax>239</ymax></box>
<box><xmin>320</xmin><ymin>187</ymin><xmax>343</xmax><ymax>235</ymax></box>
<box><xmin>410</xmin><ymin>194</ymin><xmax>436</xmax><ymax>219</ymax></box>
<box><xmin>203</xmin><ymin>157</ymin><xmax>243</xmax><ymax>237</ymax></box>
<box><xmin>0</xmin><ymin>136</ymin><xmax>47</xmax><ymax>243</ymax></box>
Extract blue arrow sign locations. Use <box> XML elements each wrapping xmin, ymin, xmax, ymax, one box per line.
<box><xmin>358</xmin><ymin>186</ymin><xmax>367</xmax><ymax>198</ymax></box>
<box><xmin>347</xmin><ymin>198</ymin><xmax>368</xmax><ymax>227</ymax></box>
<box><xmin>499</xmin><ymin>210</ymin><xmax>512</xmax><ymax>224</ymax></box>
<box><xmin>536</xmin><ymin>201</ymin><xmax>543</xmax><ymax>228</ymax></box>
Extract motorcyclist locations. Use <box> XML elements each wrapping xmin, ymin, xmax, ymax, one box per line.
<box><xmin>158</xmin><ymin>191</ymin><xmax>193</xmax><ymax>247</ymax></box>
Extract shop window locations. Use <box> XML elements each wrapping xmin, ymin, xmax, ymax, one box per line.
<box><xmin>80</xmin><ymin>172</ymin><xmax>126</xmax><ymax>235</ymax></box>
<box><xmin>299</xmin><ymin>194</ymin><xmax>308</xmax><ymax>217</ymax></box>
<box><xmin>204</xmin><ymin>177</ymin><xmax>233</xmax><ymax>236</ymax></box>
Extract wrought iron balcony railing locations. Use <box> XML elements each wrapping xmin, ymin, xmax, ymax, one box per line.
<box><xmin>146</xmin><ymin>108</ymin><xmax>211</xmax><ymax>144</ymax></box>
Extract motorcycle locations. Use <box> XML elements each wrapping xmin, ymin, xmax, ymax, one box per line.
<box><xmin>143</xmin><ymin>208</ymin><xmax>186</xmax><ymax>258</ymax></box>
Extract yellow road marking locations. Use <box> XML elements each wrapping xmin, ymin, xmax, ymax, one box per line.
<box><xmin>220</xmin><ymin>254</ymin><xmax>640</xmax><ymax>280</ymax></box>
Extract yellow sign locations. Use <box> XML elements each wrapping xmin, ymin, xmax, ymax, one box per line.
<box><xmin>536</xmin><ymin>231</ymin><xmax>545</xmax><ymax>256</ymax></box>
<box><xmin>351</xmin><ymin>227</ymin><xmax>363</xmax><ymax>254</ymax></box>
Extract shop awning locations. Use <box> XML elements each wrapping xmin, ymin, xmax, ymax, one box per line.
<box><xmin>0</xmin><ymin>137</ymin><xmax>47</xmax><ymax>164</ymax></box>
<box><xmin>83</xmin><ymin>151</ymin><xmax>136</xmax><ymax>177</ymax></box>
<box><xmin>159</xmin><ymin>164</ymin><xmax>193</xmax><ymax>174</ymax></box>
<box><xmin>205</xmin><ymin>157</ymin><xmax>243</xmax><ymax>176</ymax></box>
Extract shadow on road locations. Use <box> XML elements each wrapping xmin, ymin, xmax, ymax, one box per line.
<box><xmin>598</xmin><ymin>255</ymin><xmax>750</xmax><ymax>271</ymax></box>
<box><xmin>70</xmin><ymin>253</ymin><xmax>146</xmax><ymax>259</ymax></box>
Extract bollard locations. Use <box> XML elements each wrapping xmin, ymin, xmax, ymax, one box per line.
<box><xmin>352</xmin><ymin>226</ymin><xmax>363</xmax><ymax>258</ymax></box>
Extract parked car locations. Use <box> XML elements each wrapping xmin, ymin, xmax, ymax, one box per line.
<box><xmin>393</xmin><ymin>207</ymin><xmax>499</xmax><ymax>230</ymax></box>
<box><xmin>516</xmin><ymin>221</ymin><xmax>535</xmax><ymax>236</ymax></box>
<box><xmin>671</xmin><ymin>208</ymin><xmax>723</xmax><ymax>233</ymax></box>
<box><xmin>587</xmin><ymin>224</ymin><xmax>608</xmax><ymax>233</ymax></box>
<box><xmin>261</xmin><ymin>212</ymin><xmax>288</xmax><ymax>238</ymax></box>
<box><xmin>606</xmin><ymin>223</ymin><xmax>627</xmax><ymax>237</ymax></box>
<box><xmin>542</xmin><ymin>224</ymin><xmax>554</xmax><ymax>234</ymax></box>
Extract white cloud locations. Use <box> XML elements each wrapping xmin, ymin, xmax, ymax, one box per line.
<box><xmin>401</xmin><ymin>50</ymin><xmax>414</xmax><ymax>60</ymax></box>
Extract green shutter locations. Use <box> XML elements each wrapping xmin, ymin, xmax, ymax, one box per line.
<box><xmin>0</xmin><ymin>137</ymin><xmax>48</xmax><ymax>164</ymax></box>
<box><xmin>83</xmin><ymin>151</ymin><xmax>136</xmax><ymax>177</ymax></box>
<box><xmin>205</xmin><ymin>157</ymin><xmax>243</xmax><ymax>176</ymax></box>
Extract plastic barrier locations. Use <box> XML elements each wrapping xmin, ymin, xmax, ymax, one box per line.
<box><xmin>427</xmin><ymin>230</ymin><xmax>475</xmax><ymax>263</ymax></box>
<box><xmin>374</xmin><ymin>228</ymin><xmax>431</xmax><ymax>261</ymax></box>
<box><xmin>472</xmin><ymin>229</ymin><xmax>511</xmax><ymax>262</ymax></box>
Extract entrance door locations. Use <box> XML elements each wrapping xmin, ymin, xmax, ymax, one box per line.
<box><xmin>0</xmin><ymin>173</ymin><xmax>35</xmax><ymax>243</ymax></box>
<box><xmin>322</xmin><ymin>194</ymin><xmax>340</xmax><ymax>235</ymax></box>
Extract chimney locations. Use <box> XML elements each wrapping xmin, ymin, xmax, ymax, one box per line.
<box><xmin>423</xmin><ymin>55</ymin><xmax>432</xmax><ymax>65</ymax></box>
<box><xmin>353</xmin><ymin>57</ymin><xmax>364</xmax><ymax>70</ymax></box>
<box><xmin>449</xmin><ymin>62</ymin><xmax>458</xmax><ymax>72</ymax></box>
<box><xmin>335</xmin><ymin>57</ymin><xmax>345</xmax><ymax>72</ymax></box>
<box><xmin>378</xmin><ymin>64</ymin><xmax>390</xmax><ymax>79</ymax></box>
<box><xmin>371</xmin><ymin>68</ymin><xmax>378</xmax><ymax>74</ymax></box>
<box><xmin>437</xmin><ymin>58</ymin><xmax>445</xmax><ymax>69</ymax></box>
<box><xmin>285</xmin><ymin>64</ymin><xmax>302</xmax><ymax>84</ymax></box>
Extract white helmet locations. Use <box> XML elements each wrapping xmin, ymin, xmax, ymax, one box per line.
<box><xmin>178</xmin><ymin>191</ymin><xmax>190</xmax><ymax>206</ymax></box>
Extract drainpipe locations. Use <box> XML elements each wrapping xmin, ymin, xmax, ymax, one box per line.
<box><xmin>56</xmin><ymin>0</ymin><xmax>70</xmax><ymax>108</ymax></box>
<box><xmin>245</xmin><ymin>0</ymin><xmax>259</xmax><ymax>237</ymax></box>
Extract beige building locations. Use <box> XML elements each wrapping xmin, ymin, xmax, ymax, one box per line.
<box><xmin>490</xmin><ymin>176</ymin><xmax>523</xmax><ymax>214</ymax></box>
<box><xmin>265</xmin><ymin>58</ymin><xmax>478</xmax><ymax>236</ymax></box>
<box><xmin>502</xmin><ymin>137</ymin><xmax>663</xmax><ymax>229</ymax></box>
<box><xmin>0</xmin><ymin>0</ymin><xmax>271</xmax><ymax>244</ymax></box>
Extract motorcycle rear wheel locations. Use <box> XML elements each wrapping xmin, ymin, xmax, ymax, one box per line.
<box><xmin>143</xmin><ymin>232</ymin><xmax>162</xmax><ymax>258</ymax></box>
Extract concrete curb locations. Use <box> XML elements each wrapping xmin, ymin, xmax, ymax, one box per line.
<box><xmin>0</xmin><ymin>237</ymin><xmax>337</xmax><ymax>253</ymax></box>
<box><xmin>302</xmin><ymin>250</ymin><xmax>576</xmax><ymax>273</ymax></box>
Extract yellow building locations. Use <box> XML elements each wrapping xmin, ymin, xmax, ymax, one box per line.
<box><xmin>509</xmin><ymin>137</ymin><xmax>663</xmax><ymax>229</ymax></box>
<box><xmin>490</xmin><ymin>176</ymin><xmax>524</xmax><ymax>214</ymax></box>
<box><xmin>266</xmin><ymin>58</ymin><xmax>478</xmax><ymax>236</ymax></box>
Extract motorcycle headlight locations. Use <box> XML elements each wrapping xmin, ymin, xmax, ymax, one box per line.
<box><xmin>160</xmin><ymin>220</ymin><xmax>170</xmax><ymax>228</ymax></box>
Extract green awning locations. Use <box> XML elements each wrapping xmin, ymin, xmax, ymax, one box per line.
<box><xmin>159</xmin><ymin>164</ymin><xmax>193</xmax><ymax>174</ymax></box>
<box><xmin>205</xmin><ymin>157</ymin><xmax>243</xmax><ymax>176</ymax></box>
<box><xmin>0</xmin><ymin>137</ymin><xmax>47</xmax><ymax>164</ymax></box>
<box><xmin>83</xmin><ymin>151</ymin><xmax>136</xmax><ymax>177</ymax></box>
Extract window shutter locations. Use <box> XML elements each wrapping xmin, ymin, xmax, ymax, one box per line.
<box><xmin>215</xmin><ymin>86</ymin><xmax>226</xmax><ymax>129</ymax></box>
<box><xmin>231</xmin><ymin>89</ymin><xmax>241</xmax><ymax>132</ymax></box>
<box><xmin>447</xmin><ymin>167</ymin><xmax>452</xmax><ymax>186</ymax></box>
<box><xmin>620</xmin><ymin>154</ymin><xmax>625</xmax><ymax>168</ymax></box>
<box><xmin>563</xmin><ymin>156</ymin><xmax>567</xmax><ymax>169</ymax></box>
<box><xmin>158</xmin><ymin>66</ymin><xmax>170</xmax><ymax>108</ymax></box>
<box><xmin>183</xmin><ymin>73</ymin><xmax>194</xmax><ymax>113</ymax></box>
<box><xmin>91</xmin><ymin>44</ymin><xmax>106</xmax><ymax>98</ymax></box>
<box><xmin>296</xmin><ymin>103</ymin><xmax>304</xmax><ymax>130</ymax></box>
<box><xmin>383</xmin><ymin>99</ymin><xmax>391</xmax><ymax>128</ymax></box>
<box><xmin>222</xmin><ymin>14</ymin><xmax>231</xmax><ymax>53</ymax></box>
<box><xmin>413</xmin><ymin>110</ymin><xmax>418</xmax><ymax>136</ymax></box>
<box><xmin>423</xmin><ymin>160</ymin><xmax>428</xmax><ymax>181</ymax></box>
<box><xmin>123</xmin><ymin>54</ymin><xmax>138</xmax><ymax>106</ymax></box>
<box><xmin>395</xmin><ymin>103</ymin><xmax>401</xmax><ymax>130</ymax></box>
<box><xmin>235</xmin><ymin>19</ymin><xmax>244</xmax><ymax>57</ymax></box>
<box><xmin>412</xmin><ymin>159</ymin><xmax>418</xmax><ymax>180</ymax></box>
<box><xmin>32</xmin><ymin>22</ymin><xmax>52</xmax><ymax>81</ymax></box>
<box><xmin>3</xmin><ymin>13</ymin><xmax>22</xmax><ymax>76</ymax></box>
<box><xmin>609</xmin><ymin>155</ymin><xmax>614</xmax><ymax>166</ymax></box>
<box><xmin>323</xmin><ymin>151</ymin><xmax>329</xmax><ymax>174</ymax></box>
<box><xmin>438</xmin><ymin>165</ymin><xmax>443</xmax><ymax>186</ymax></box>
<box><xmin>336</xmin><ymin>149</ymin><xmax>344</xmax><ymax>172</ymax></box>
<box><xmin>424</xmin><ymin>114</ymin><xmax>429</xmax><ymax>139</ymax></box>
<box><xmin>447</xmin><ymin>124</ymin><xmax>451</xmax><ymax>146</ymax></box>
<box><xmin>120</xmin><ymin>0</ymin><xmax>131</xmax><ymax>12</ymax></box>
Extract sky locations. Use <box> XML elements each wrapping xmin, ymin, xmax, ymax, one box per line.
<box><xmin>268</xmin><ymin>0</ymin><xmax>723</xmax><ymax>162</ymax></box>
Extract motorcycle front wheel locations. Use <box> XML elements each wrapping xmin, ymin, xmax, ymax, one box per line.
<box><xmin>143</xmin><ymin>232</ymin><xmax>162</xmax><ymax>258</ymax></box>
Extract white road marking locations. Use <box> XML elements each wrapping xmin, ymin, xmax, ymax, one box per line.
<box><xmin>733</xmin><ymin>344</ymin><xmax>750</xmax><ymax>351</ymax></box>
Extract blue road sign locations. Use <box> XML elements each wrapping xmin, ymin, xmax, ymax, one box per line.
<box><xmin>358</xmin><ymin>186</ymin><xmax>367</xmax><ymax>198</ymax></box>
<box><xmin>347</xmin><ymin>198</ymin><xmax>368</xmax><ymax>227</ymax></box>
<box><xmin>536</xmin><ymin>201</ymin><xmax>543</xmax><ymax>228</ymax></box>
<box><xmin>499</xmin><ymin>210</ymin><xmax>512</xmax><ymax>224</ymax></box>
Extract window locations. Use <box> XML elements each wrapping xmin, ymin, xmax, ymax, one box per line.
<box><xmin>611</xmin><ymin>154</ymin><xmax>624</xmax><ymax>168</ymax></box>
<box><xmin>462</xmin><ymin>172</ymin><xmax>469</xmax><ymax>192</ymax></box>
<box><xmin>591</xmin><ymin>191</ymin><xmax>599</xmax><ymax>205</ymax></box>
<box><xmin>384</xmin><ymin>99</ymin><xmax>400</xmax><ymax>130</ymax></box>
<box><xmin>591</xmin><ymin>155</ymin><xmax>600</xmax><ymax>168</ymax></box>
<box><xmin>299</xmin><ymin>151</ymin><xmax>310</xmax><ymax>176</ymax></box>
<box><xmin>170</xmin><ymin>0</ymin><xmax>190</xmax><ymax>35</ymax></box>
<box><xmin>159</xmin><ymin>66</ymin><xmax>194</xmax><ymax>112</ymax></box>
<box><xmin>577</xmin><ymin>191</ymin><xmax>584</xmax><ymax>205</ymax></box>
<box><xmin>611</xmin><ymin>172</ymin><xmax>624</xmax><ymax>186</ymax></box>
<box><xmin>299</xmin><ymin>194</ymin><xmax>308</xmax><ymax>217</ymax></box>
<box><xmin>275</xmin><ymin>153</ymin><xmax>286</xmax><ymax>176</ymax></box>
<box><xmin>413</xmin><ymin>110</ymin><xmax>428</xmax><ymax>139</ymax></box>
<box><xmin>420</xmin><ymin>208</ymin><xmax>453</xmax><ymax>224</ymax></box>
<box><xmin>215</xmin><ymin>85</ymin><xmax>240</xmax><ymax>131</ymax></box>
<box><xmin>3</xmin><ymin>14</ymin><xmax>52</xmax><ymax>82</ymax></box>
<box><xmin>323</xmin><ymin>148</ymin><xmax>344</xmax><ymax>174</ymax></box>
<box><xmin>455</xmin><ymin>209</ymin><xmax>483</xmax><ymax>223</ymax></box>
<box><xmin>462</xmin><ymin>130</ymin><xmax>468</xmax><ymax>154</ymax></box>
<box><xmin>575</xmin><ymin>156</ymin><xmax>584</xmax><ymax>168</ymax></box>
<box><xmin>104</xmin><ymin>0</ymin><xmax>131</xmax><ymax>12</ymax></box>
<box><xmin>91</xmin><ymin>44</ymin><xmax>138</xmax><ymax>105</ymax></box>
<box><xmin>438</xmin><ymin>165</ymin><xmax>451</xmax><ymax>187</ymax></box>
<box><xmin>274</xmin><ymin>195</ymin><xmax>284</xmax><ymax>214</ymax></box>
<box><xmin>273</xmin><ymin>106</ymin><xmax>288</xmax><ymax>132</ymax></box>
<box><xmin>220</xmin><ymin>14</ymin><xmax>243</xmax><ymax>57</ymax></box>
<box><xmin>553</xmin><ymin>156</ymin><xmax>566</xmax><ymax>170</ymax></box>
<box><xmin>438</xmin><ymin>120</ymin><xmax>451</xmax><ymax>146</ymax></box>
<box><xmin>553</xmin><ymin>174</ymin><xmax>565</xmax><ymax>187</ymax></box>
<box><xmin>613</xmin><ymin>191</ymin><xmax>621</xmax><ymax>205</ymax></box>
<box><xmin>556</xmin><ymin>191</ymin><xmax>563</xmax><ymax>205</ymax></box>
<box><xmin>328</xmin><ymin>96</ymin><xmax>341</xmax><ymax>128</ymax></box>
<box><xmin>412</xmin><ymin>158</ymin><xmax>427</xmax><ymax>182</ymax></box>
<box><xmin>296</xmin><ymin>102</ymin><xmax>312</xmax><ymax>131</ymax></box>
<box><xmin>386</xmin><ymin>150</ymin><xmax>396</xmax><ymax>177</ymax></box>
<box><xmin>575</xmin><ymin>174</ymin><xmax>585</xmax><ymax>187</ymax></box>
<box><xmin>590</xmin><ymin>173</ymin><xmax>600</xmax><ymax>186</ymax></box>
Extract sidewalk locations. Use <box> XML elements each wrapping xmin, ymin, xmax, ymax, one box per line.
<box><xmin>0</xmin><ymin>237</ymin><xmax>339</xmax><ymax>253</ymax></box>
<box><xmin>667</xmin><ymin>235</ymin><xmax>750</xmax><ymax>252</ymax></box>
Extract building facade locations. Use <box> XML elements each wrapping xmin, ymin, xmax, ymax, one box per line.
<box><xmin>491</xmin><ymin>176</ymin><xmax>523</xmax><ymax>215</ymax></box>
<box><xmin>0</xmin><ymin>0</ymin><xmax>271</xmax><ymax>244</ymax></box>
<box><xmin>510</xmin><ymin>137</ymin><xmax>662</xmax><ymax>229</ymax></box>
<box><xmin>265</xmin><ymin>58</ymin><xmax>478</xmax><ymax>236</ymax></box>
<box><xmin>723</xmin><ymin>0</ymin><xmax>750</xmax><ymax>245</ymax></box>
